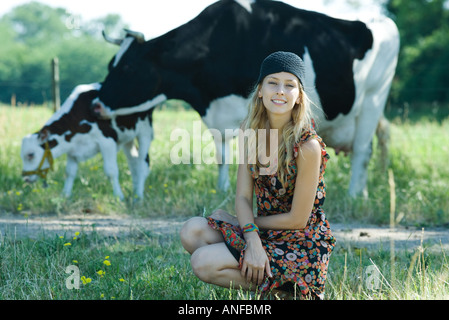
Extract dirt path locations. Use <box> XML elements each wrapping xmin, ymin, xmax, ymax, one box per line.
<box><xmin>1</xmin><ymin>213</ymin><xmax>448</xmax><ymax>252</ymax></box>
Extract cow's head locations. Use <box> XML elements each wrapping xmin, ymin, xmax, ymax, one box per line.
<box><xmin>21</xmin><ymin>129</ymin><xmax>54</xmax><ymax>183</ymax></box>
<box><xmin>92</xmin><ymin>29</ymin><xmax>166</xmax><ymax>119</ymax></box>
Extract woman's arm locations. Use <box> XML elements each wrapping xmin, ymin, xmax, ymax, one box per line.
<box><xmin>235</xmin><ymin>163</ymin><xmax>272</xmax><ymax>284</ymax></box>
<box><xmin>255</xmin><ymin>138</ymin><xmax>321</xmax><ymax>230</ymax></box>
<box><xmin>235</xmin><ymin>163</ymin><xmax>255</xmax><ymax>228</ymax></box>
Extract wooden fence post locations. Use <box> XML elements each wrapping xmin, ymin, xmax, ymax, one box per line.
<box><xmin>11</xmin><ymin>93</ymin><xmax>16</xmax><ymax>107</ymax></box>
<box><xmin>51</xmin><ymin>57</ymin><xmax>60</xmax><ymax>112</ymax></box>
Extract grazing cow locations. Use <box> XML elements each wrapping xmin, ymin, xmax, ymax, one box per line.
<box><xmin>92</xmin><ymin>0</ymin><xmax>399</xmax><ymax>197</ymax></box>
<box><xmin>21</xmin><ymin>83</ymin><xmax>154</xmax><ymax>200</ymax></box>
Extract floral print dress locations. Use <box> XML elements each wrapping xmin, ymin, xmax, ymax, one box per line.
<box><xmin>207</xmin><ymin>129</ymin><xmax>336</xmax><ymax>299</ymax></box>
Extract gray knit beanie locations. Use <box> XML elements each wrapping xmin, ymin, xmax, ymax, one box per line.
<box><xmin>257</xmin><ymin>51</ymin><xmax>306</xmax><ymax>87</ymax></box>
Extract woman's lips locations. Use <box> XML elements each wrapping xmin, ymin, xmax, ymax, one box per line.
<box><xmin>271</xmin><ymin>99</ymin><xmax>286</xmax><ymax>105</ymax></box>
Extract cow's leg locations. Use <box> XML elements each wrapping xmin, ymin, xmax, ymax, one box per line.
<box><xmin>202</xmin><ymin>95</ymin><xmax>248</xmax><ymax>192</ymax></box>
<box><xmin>63</xmin><ymin>156</ymin><xmax>78</xmax><ymax>197</ymax></box>
<box><xmin>100</xmin><ymin>139</ymin><xmax>124</xmax><ymax>200</ymax></box>
<box><xmin>349</xmin><ymin>95</ymin><xmax>388</xmax><ymax>198</ymax></box>
<box><xmin>349</xmin><ymin>18</ymin><xmax>398</xmax><ymax>197</ymax></box>
<box><xmin>349</xmin><ymin>139</ymin><xmax>372</xmax><ymax>198</ymax></box>
<box><xmin>122</xmin><ymin>140</ymin><xmax>139</xmax><ymax>193</ymax></box>
<box><xmin>132</xmin><ymin>133</ymin><xmax>152</xmax><ymax>199</ymax></box>
<box><xmin>217</xmin><ymin>139</ymin><xmax>230</xmax><ymax>192</ymax></box>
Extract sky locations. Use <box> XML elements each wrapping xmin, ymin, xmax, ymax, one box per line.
<box><xmin>0</xmin><ymin>0</ymin><xmax>385</xmax><ymax>39</ymax></box>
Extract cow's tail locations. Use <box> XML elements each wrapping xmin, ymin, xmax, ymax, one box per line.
<box><xmin>376</xmin><ymin>114</ymin><xmax>389</xmax><ymax>171</ymax></box>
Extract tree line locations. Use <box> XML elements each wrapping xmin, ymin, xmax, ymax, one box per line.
<box><xmin>385</xmin><ymin>0</ymin><xmax>449</xmax><ymax>106</ymax></box>
<box><xmin>0</xmin><ymin>1</ymin><xmax>125</xmax><ymax>105</ymax></box>
<box><xmin>0</xmin><ymin>0</ymin><xmax>448</xmax><ymax>107</ymax></box>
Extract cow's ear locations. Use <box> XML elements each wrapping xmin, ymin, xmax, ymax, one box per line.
<box><xmin>38</xmin><ymin>128</ymin><xmax>50</xmax><ymax>143</ymax></box>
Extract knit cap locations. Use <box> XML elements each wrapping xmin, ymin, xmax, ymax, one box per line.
<box><xmin>257</xmin><ymin>51</ymin><xmax>306</xmax><ymax>87</ymax></box>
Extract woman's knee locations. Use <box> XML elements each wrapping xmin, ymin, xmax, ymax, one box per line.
<box><xmin>180</xmin><ymin>216</ymin><xmax>216</xmax><ymax>253</ymax></box>
<box><xmin>180</xmin><ymin>216</ymin><xmax>205</xmax><ymax>236</ymax></box>
<box><xmin>190</xmin><ymin>245</ymin><xmax>223</xmax><ymax>284</ymax></box>
<box><xmin>180</xmin><ymin>217</ymin><xmax>203</xmax><ymax>247</ymax></box>
<box><xmin>190</xmin><ymin>243</ymin><xmax>241</xmax><ymax>287</ymax></box>
<box><xmin>190</xmin><ymin>246</ymin><xmax>211</xmax><ymax>283</ymax></box>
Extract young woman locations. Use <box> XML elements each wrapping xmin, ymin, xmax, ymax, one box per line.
<box><xmin>180</xmin><ymin>51</ymin><xmax>336</xmax><ymax>299</ymax></box>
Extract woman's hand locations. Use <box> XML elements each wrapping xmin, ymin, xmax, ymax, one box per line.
<box><xmin>241</xmin><ymin>233</ymin><xmax>272</xmax><ymax>285</ymax></box>
<box><xmin>209</xmin><ymin>209</ymin><xmax>239</xmax><ymax>226</ymax></box>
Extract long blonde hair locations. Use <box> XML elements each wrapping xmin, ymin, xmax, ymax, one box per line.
<box><xmin>241</xmin><ymin>82</ymin><xmax>313</xmax><ymax>187</ymax></box>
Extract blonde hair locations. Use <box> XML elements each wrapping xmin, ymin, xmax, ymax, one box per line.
<box><xmin>241</xmin><ymin>82</ymin><xmax>313</xmax><ymax>187</ymax></box>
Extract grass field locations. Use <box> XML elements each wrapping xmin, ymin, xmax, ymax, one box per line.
<box><xmin>0</xmin><ymin>102</ymin><xmax>448</xmax><ymax>300</ymax></box>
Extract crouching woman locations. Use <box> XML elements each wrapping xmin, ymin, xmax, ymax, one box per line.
<box><xmin>180</xmin><ymin>51</ymin><xmax>336</xmax><ymax>299</ymax></box>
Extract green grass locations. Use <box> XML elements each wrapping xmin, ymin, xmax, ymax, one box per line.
<box><xmin>1</xmin><ymin>103</ymin><xmax>449</xmax><ymax>225</ymax></box>
<box><xmin>0</xmin><ymin>103</ymin><xmax>237</xmax><ymax>218</ymax></box>
<box><xmin>327</xmin><ymin>240</ymin><xmax>449</xmax><ymax>299</ymax></box>
<box><xmin>0</xmin><ymin>228</ymin><xmax>223</xmax><ymax>300</ymax></box>
<box><xmin>0</xmin><ymin>102</ymin><xmax>448</xmax><ymax>300</ymax></box>
<box><xmin>0</xmin><ymin>220</ymin><xmax>447</xmax><ymax>300</ymax></box>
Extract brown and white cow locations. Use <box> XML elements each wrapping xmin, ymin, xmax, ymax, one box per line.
<box><xmin>21</xmin><ymin>83</ymin><xmax>154</xmax><ymax>200</ymax></box>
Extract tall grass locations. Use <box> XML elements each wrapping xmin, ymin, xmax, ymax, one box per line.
<box><xmin>322</xmin><ymin>111</ymin><xmax>449</xmax><ymax>227</ymax></box>
<box><xmin>2</xmin><ymin>103</ymin><xmax>448</xmax><ymax>226</ymax></box>
<box><xmin>1</xmin><ymin>102</ymin><xmax>448</xmax><ymax>300</ymax></box>
<box><xmin>0</xmin><ymin>103</ymin><xmax>239</xmax><ymax>218</ymax></box>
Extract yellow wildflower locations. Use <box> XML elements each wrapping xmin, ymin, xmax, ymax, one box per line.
<box><xmin>81</xmin><ymin>276</ymin><xmax>92</xmax><ymax>285</ymax></box>
<box><xmin>64</xmin><ymin>242</ymin><xmax>71</xmax><ymax>246</ymax></box>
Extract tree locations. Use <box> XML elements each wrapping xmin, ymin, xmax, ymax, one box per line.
<box><xmin>0</xmin><ymin>2</ymin><xmax>127</xmax><ymax>105</ymax></box>
<box><xmin>384</xmin><ymin>0</ymin><xmax>449</xmax><ymax>105</ymax></box>
<box><xmin>3</xmin><ymin>1</ymin><xmax>70</xmax><ymax>46</ymax></box>
<box><xmin>83</xmin><ymin>14</ymin><xmax>130</xmax><ymax>40</ymax></box>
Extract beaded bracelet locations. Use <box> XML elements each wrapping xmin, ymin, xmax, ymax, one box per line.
<box><xmin>242</xmin><ymin>223</ymin><xmax>259</xmax><ymax>234</ymax></box>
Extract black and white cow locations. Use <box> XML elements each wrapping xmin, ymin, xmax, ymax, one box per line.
<box><xmin>93</xmin><ymin>0</ymin><xmax>399</xmax><ymax>197</ymax></box>
<box><xmin>21</xmin><ymin>83</ymin><xmax>154</xmax><ymax>200</ymax></box>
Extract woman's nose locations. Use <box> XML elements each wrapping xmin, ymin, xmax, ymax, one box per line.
<box><xmin>276</xmin><ymin>85</ymin><xmax>285</xmax><ymax>95</ymax></box>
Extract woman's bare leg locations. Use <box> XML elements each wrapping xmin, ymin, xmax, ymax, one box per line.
<box><xmin>180</xmin><ymin>216</ymin><xmax>223</xmax><ymax>254</ymax></box>
<box><xmin>191</xmin><ymin>242</ymin><xmax>253</xmax><ymax>290</ymax></box>
<box><xmin>180</xmin><ymin>215</ymin><xmax>254</xmax><ymax>290</ymax></box>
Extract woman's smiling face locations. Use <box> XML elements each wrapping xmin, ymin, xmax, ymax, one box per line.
<box><xmin>259</xmin><ymin>72</ymin><xmax>301</xmax><ymax>117</ymax></box>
